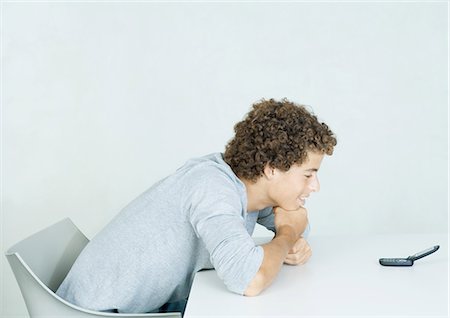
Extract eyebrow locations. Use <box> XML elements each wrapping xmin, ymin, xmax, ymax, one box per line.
<box><xmin>304</xmin><ymin>168</ymin><xmax>318</xmax><ymax>172</ymax></box>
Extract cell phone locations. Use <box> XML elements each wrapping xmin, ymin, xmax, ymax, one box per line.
<box><xmin>379</xmin><ymin>245</ymin><xmax>440</xmax><ymax>266</ymax></box>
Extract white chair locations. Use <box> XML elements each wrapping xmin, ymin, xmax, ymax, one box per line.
<box><xmin>5</xmin><ymin>218</ymin><xmax>181</xmax><ymax>318</ymax></box>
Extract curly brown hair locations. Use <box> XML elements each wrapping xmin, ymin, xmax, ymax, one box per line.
<box><xmin>224</xmin><ymin>98</ymin><xmax>337</xmax><ymax>182</ymax></box>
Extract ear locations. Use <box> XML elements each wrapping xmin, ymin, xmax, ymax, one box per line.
<box><xmin>263</xmin><ymin>164</ymin><xmax>277</xmax><ymax>180</ymax></box>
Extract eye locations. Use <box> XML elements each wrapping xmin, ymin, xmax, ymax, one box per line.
<box><xmin>304</xmin><ymin>174</ymin><xmax>312</xmax><ymax>179</ymax></box>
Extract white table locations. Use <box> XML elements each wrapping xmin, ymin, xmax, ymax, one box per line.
<box><xmin>184</xmin><ymin>234</ymin><xmax>448</xmax><ymax>318</ymax></box>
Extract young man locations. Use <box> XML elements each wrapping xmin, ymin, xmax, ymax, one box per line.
<box><xmin>56</xmin><ymin>98</ymin><xmax>337</xmax><ymax>315</ymax></box>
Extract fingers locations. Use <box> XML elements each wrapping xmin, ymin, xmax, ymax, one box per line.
<box><xmin>284</xmin><ymin>249</ymin><xmax>312</xmax><ymax>265</ymax></box>
<box><xmin>274</xmin><ymin>206</ymin><xmax>308</xmax><ymax>214</ymax></box>
<box><xmin>289</xmin><ymin>237</ymin><xmax>308</xmax><ymax>254</ymax></box>
<box><xmin>284</xmin><ymin>238</ymin><xmax>312</xmax><ymax>265</ymax></box>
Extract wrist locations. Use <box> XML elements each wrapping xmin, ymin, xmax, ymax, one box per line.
<box><xmin>275</xmin><ymin>225</ymin><xmax>297</xmax><ymax>246</ymax></box>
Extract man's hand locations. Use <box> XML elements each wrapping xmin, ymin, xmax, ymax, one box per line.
<box><xmin>273</xmin><ymin>206</ymin><xmax>308</xmax><ymax>237</ymax></box>
<box><xmin>284</xmin><ymin>237</ymin><xmax>312</xmax><ymax>265</ymax></box>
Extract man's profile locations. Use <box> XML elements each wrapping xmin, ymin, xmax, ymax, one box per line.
<box><xmin>56</xmin><ymin>98</ymin><xmax>337</xmax><ymax>315</ymax></box>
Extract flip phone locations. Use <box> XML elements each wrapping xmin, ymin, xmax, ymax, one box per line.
<box><xmin>379</xmin><ymin>245</ymin><xmax>440</xmax><ymax>266</ymax></box>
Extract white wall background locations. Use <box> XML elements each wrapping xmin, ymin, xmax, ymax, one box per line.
<box><xmin>1</xmin><ymin>2</ymin><xmax>447</xmax><ymax>317</ymax></box>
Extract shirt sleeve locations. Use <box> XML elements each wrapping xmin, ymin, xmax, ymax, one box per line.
<box><xmin>186</xmin><ymin>167</ymin><xmax>263</xmax><ymax>295</ymax></box>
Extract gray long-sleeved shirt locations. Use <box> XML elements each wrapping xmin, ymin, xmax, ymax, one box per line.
<box><xmin>56</xmin><ymin>153</ymin><xmax>275</xmax><ymax>313</ymax></box>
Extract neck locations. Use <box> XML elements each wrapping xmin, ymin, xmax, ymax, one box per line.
<box><xmin>240</xmin><ymin>177</ymin><xmax>273</xmax><ymax>212</ymax></box>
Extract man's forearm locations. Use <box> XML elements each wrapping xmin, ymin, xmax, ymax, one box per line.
<box><xmin>244</xmin><ymin>225</ymin><xmax>297</xmax><ymax>296</ymax></box>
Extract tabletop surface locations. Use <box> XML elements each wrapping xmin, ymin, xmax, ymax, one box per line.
<box><xmin>184</xmin><ymin>233</ymin><xmax>448</xmax><ymax>318</ymax></box>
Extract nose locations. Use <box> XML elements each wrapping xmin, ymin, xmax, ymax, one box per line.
<box><xmin>309</xmin><ymin>175</ymin><xmax>320</xmax><ymax>193</ymax></box>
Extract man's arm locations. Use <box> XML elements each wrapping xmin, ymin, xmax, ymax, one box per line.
<box><xmin>244</xmin><ymin>225</ymin><xmax>297</xmax><ymax>296</ymax></box>
<box><xmin>244</xmin><ymin>207</ymin><xmax>308</xmax><ymax>296</ymax></box>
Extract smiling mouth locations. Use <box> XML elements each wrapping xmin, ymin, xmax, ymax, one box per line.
<box><xmin>298</xmin><ymin>197</ymin><xmax>307</xmax><ymax>207</ymax></box>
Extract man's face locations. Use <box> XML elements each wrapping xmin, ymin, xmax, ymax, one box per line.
<box><xmin>268</xmin><ymin>152</ymin><xmax>324</xmax><ymax>211</ymax></box>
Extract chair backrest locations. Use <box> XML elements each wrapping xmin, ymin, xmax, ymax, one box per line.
<box><xmin>6</xmin><ymin>218</ymin><xmax>89</xmax><ymax>292</ymax></box>
<box><xmin>5</xmin><ymin>218</ymin><xmax>181</xmax><ymax>318</ymax></box>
